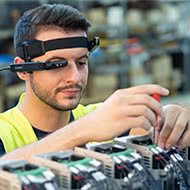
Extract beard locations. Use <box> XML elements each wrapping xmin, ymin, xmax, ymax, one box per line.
<box><xmin>29</xmin><ymin>74</ymin><xmax>85</xmax><ymax>111</ymax></box>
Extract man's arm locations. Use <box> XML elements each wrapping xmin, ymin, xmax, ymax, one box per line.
<box><xmin>0</xmin><ymin>118</ymin><xmax>88</xmax><ymax>160</ymax></box>
<box><xmin>1</xmin><ymin>84</ymin><xmax>169</xmax><ymax>160</ymax></box>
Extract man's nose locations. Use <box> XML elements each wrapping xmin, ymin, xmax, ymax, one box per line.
<box><xmin>65</xmin><ymin>62</ymin><xmax>81</xmax><ymax>83</ymax></box>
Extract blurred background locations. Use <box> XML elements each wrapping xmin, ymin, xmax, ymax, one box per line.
<box><xmin>0</xmin><ymin>0</ymin><xmax>189</xmax><ymax>111</ymax></box>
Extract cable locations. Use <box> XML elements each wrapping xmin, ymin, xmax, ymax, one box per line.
<box><xmin>0</xmin><ymin>67</ymin><xmax>10</xmax><ymax>71</ymax></box>
<box><xmin>104</xmin><ymin>177</ymin><xmax>122</xmax><ymax>190</ymax></box>
<box><xmin>170</xmin><ymin>153</ymin><xmax>190</xmax><ymax>189</ymax></box>
<box><xmin>155</xmin><ymin>147</ymin><xmax>186</xmax><ymax>189</ymax></box>
<box><xmin>151</xmin><ymin>148</ymin><xmax>170</xmax><ymax>168</ymax></box>
<box><xmin>140</xmin><ymin>162</ymin><xmax>163</xmax><ymax>190</ymax></box>
<box><xmin>118</xmin><ymin>155</ymin><xmax>153</xmax><ymax>190</ymax></box>
<box><xmin>134</xmin><ymin>148</ymin><xmax>166</xmax><ymax>190</ymax></box>
<box><xmin>75</xmin><ymin>165</ymin><xmax>104</xmax><ymax>190</ymax></box>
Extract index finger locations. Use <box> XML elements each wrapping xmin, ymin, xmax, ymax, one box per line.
<box><xmin>126</xmin><ymin>84</ymin><xmax>169</xmax><ymax>96</ymax></box>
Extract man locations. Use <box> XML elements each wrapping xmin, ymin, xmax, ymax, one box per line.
<box><xmin>0</xmin><ymin>4</ymin><xmax>189</xmax><ymax>160</ymax></box>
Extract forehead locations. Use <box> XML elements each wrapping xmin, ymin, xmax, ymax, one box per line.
<box><xmin>35</xmin><ymin>27</ymin><xmax>87</xmax><ymax>41</ymax></box>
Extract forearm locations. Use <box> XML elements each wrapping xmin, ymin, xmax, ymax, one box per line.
<box><xmin>0</xmin><ymin>119</ymin><xmax>88</xmax><ymax>160</ymax></box>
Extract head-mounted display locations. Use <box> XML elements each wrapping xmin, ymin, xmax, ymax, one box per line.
<box><xmin>0</xmin><ymin>36</ymin><xmax>100</xmax><ymax>72</ymax></box>
<box><xmin>16</xmin><ymin>36</ymin><xmax>100</xmax><ymax>61</ymax></box>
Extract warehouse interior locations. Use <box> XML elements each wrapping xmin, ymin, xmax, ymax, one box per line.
<box><xmin>0</xmin><ymin>1</ymin><xmax>190</xmax><ymax>189</ymax></box>
<box><xmin>0</xmin><ymin>0</ymin><xmax>189</xmax><ymax>110</ymax></box>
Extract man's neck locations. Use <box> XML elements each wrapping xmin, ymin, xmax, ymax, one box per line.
<box><xmin>18</xmin><ymin>94</ymin><xmax>71</xmax><ymax>132</ymax></box>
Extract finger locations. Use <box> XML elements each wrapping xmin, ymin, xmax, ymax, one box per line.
<box><xmin>123</xmin><ymin>94</ymin><xmax>164</xmax><ymax>119</ymax></box>
<box><xmin>125</xmin><ymin>84</ymin><xmax>169</xmax><ymax>96</ymax></box>
<box><xmin>158</xmin><ymin>110</ymin><xmax>179</xmax><ymax>149</ymax></box>
<box><xmin>177</xmin><ymin>123</ymin><xmax>190</xmax><ymax>150</ymax></box>
<box><xmin>108</xmin><ymin>116</ymin><xmax>152</xmax><ymax>138</ymax></box>
<box><xmin>127</xmin><ymin>116</ymin><xmax>152</xmax><ymax>131</ymax></box>
<box><xmin>123</xmin><ymin>105</ymin><xmax>156</xmax><ymax>126</ymax></box>
<box><xmin>165</xmin><ymin>111</ymin><xmax>188</xmax><ymax>149</ymax></box>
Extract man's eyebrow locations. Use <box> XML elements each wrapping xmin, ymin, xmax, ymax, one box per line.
<box><xmin>45</xmin><ymin>54</ymin><xmax>89</xmax><ymax>62</ymax></box>
<box><xmin>45</xmin><ymin>56</ymin><xmax>66</xmax><ymax>62</ymax></box>
<box><xmin>77</xmin><ymin>54</ymin><xmax>89</xmax><ymax>60</ymax></box>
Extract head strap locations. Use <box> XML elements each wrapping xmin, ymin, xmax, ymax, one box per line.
<box><xmin>16</xmin><ymin>36</ymin><xmax>99</xmax><ymax>61</ymax></box>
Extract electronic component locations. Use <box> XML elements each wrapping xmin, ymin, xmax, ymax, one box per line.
<box><xmin>114</xmin><ymin>135</ymin><xmax>190</xmax><ymax>190</ymax></box>
<box><xmin>30</xmin><ymin>150</ymin><xmax>111</xmax><ymax>190</ymax></box>
<box><xmin>0</xmin><ymin>160</ymin><xmax>59</xmax><ymax>190</ymax></box>
<box><xmin>82</xmin><ymin>142</ymin><xmax>161</xmax><ymax>189</ymax></box>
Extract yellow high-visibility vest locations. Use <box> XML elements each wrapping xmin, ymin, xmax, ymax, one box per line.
<box><xmin>0</xmin><ymin>93</ymin><xmax>102</xmax><ymax>153</ymax></box>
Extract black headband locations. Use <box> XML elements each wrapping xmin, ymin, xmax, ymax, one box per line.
<box><xmin>16</xmin><ymin>36</ymin><xmax>99</xmax><ymax>61</ymax></box>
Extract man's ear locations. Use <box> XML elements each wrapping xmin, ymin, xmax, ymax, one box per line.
<box><xmin>14</xmin><ymin>57</ymin><xmax>28</xmax><ymax>81</ymax></box>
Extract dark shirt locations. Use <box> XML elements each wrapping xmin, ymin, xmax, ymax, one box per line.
<box><xmin>0</xmin><ymin>111</ymin><xmax>75</xmax><ymax>156</ymax></box>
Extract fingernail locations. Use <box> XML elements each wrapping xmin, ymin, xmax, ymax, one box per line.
<box><xmin>176</xmin><ymin>145</ymin><xmax>182</xmax><ymax>150</ymax></box>
<box><xmin>178</xmin><ymin>145</ymin><xmax>184</xmax><ymax>151</ymax></box>
<box><xmin>166</xmin><ymin>143</ymin><xmax>172</xmax><ymax>150</ymax></box>
<box><xmin>159</xmin><ymin>143</ymin><xmax>165</xmax><ymax>149</ymax></box>
<box><xmin>161</xmin><ymin>88</ymin><xmax>169</xmax><ymax>94</ymax></box>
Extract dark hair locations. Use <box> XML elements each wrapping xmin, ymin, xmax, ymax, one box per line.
<box><xmin>14</xmin><ymin>4</ymin><xmax>91</xmax><ymax>48</ymax></box>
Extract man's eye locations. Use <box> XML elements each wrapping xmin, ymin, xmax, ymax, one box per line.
<box><xmin>78</xmin><ymin>62</ymin><xmax>87</xmax><ymax>65</ymax></box>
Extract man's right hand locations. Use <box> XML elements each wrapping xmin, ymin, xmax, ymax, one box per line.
<box><xmin>79</xmin><ymin>84</ymin><xmax>169</xmax><ymax>143</ymax></box>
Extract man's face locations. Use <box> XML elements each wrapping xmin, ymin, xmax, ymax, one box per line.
<box><xmin>27</xmin><ymin>29</ymin><xmax>89</xmax><ymax>111</ymax></box>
